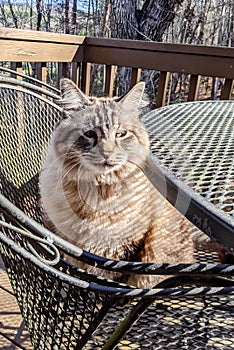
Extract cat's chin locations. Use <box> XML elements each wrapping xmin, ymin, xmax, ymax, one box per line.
<box><xmin>81</xmin><ymin>160</ymin><xmax>123</xmax><ymax>176</ymax></box>
<box><xmin>94</xmin><ymin>163</ymin><xmax>122</xmax><ymax>176</ymax></box>
<box><xmin>77</xmin><ymin>157</ymin><xmax>141</xmax><ymax>184</ymax></box>
<box><xmin>95</xmin><ymin>161</ymin><xmax>138</xmax><ymax>176</ymax></box>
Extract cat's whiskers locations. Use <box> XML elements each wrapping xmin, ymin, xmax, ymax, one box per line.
<box><xmin>43</xmin><ymin>150</ymin><xmax>78</xmax><ymax>174</ymax></box>
<box><xmin>50</xmin><ymin>153</ymin><xmax>81</xmax><ymax>195</ymax></box>
<box><xmin>41</xmin><ymin>152</ymin><xmax>76</xmax><ymax>196</ymax></box>
<box><xmin>62</xmin><ymin>157</ymin><xmax>80</xmax><ymax>181</ymax></box>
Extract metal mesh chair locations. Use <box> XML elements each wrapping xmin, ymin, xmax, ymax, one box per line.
<box><xmin>0</xmin><ymin>68</ymin><xmax>234</xmax><ymax>350</ymax></box>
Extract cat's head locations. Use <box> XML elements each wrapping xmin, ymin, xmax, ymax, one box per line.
<box><xmin>52</xmin><ymin>79</ymin><xmax>149</xmax><ymax>181</ymax></box>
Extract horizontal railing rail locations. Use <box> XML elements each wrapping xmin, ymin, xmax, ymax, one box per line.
<box><xmin>0</xmin><ymin>27</ymin><xmax>233</xmax><ymax>106</ymax></box>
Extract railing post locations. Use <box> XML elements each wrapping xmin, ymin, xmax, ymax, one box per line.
<box><xmin>57</xmin><ymin>62</ymin><xmax>69</xmax><ymax>88</ymax></box>
<box><xmin>71</xmin><ymin>62</ymin><xmax>81</xmax><ymax>87</ymax></box>
<box><xmin>130</xmin><ymin>68</ymin><xmax>142</xmax><ymax>88</ymax></box>
<box><xmin>58</xmin><ymin>62</ymin><xmax>68</xmax><ymax>78</ymax></box>
<box><xmin>10</xmin><ymin>62</ymin><xmax>22</xmax><ymax>79</ymax></box>
<box><xmin>35</xmin><ymin>63</ymin><xmax>47</xmax><ymax>83</ymax></box>
<box><xmin>104</xmin><ymin>65</ymin><xmax>117</xmax><ymax>97</ymax></box>
<box><xmin>156</xmin><ymin>71</ymin><xmax>170</xmax><ymax>108</ymax></box>
<box><xmin>188</xmin><ymin>74</ymin><xmax>201</xmax><ymax>101</ymax></box>
<box><xmin>220</xmin><ymin>78</ymin><xmax>234</xmax><ymax>100</ymax></box>
<box><xmin>81</xmin><ymin>62</ymin><xmax>91</xmax><ymax>95</ymax></box>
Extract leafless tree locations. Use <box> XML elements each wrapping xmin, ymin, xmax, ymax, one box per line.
<box><xmin>108</xmin><ymin>0</ymin><xmax>186</xmax><ymax>94</ymax></box>
<box><xmin>101</xmin><ymin>0</ymin><xmax>111</xmax><ymax>37</ymax></box>
<box><xmin>65</xmin><ymin>0</ymin><xmax>70</xmax><ymax>34</ymax></box>
<box><xmin>8</xmin><ymin>0</ymin><xmax>18</xmax><ymax>28</ymax></box>
<box><xmin>0</xmin><ymin>3</ymin><xmax>8</xmax><ymax>26</ymax></box>
<box><xmin>109</xmin><ymin>0</ymin><xmax>185</xmax><ymax>41</ymax></box>
<box><xmin>72</xmin><ymin>0</ymin><xmax>77</xmax><ymax>34</ymax></box>
<box><xmin>36</xmin><ymin>0</ymin><xmax>42</xmax><ymax>30</ymax></box>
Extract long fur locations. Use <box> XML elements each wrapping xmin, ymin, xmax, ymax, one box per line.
<box><xmin>40</xmin><ymin>80</ymin><xmax>195</xmax><ymax>288</ymax></box>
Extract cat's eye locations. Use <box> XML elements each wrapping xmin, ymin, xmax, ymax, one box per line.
<box><xmin>116</xmin><ymin>130</ymin><xmax>127</xmax><ymax>138</ymax></box>
<box><xmin>84</xmin><ymin>130</ymin><xmax>97</xmax><ymax>138</ymax></box>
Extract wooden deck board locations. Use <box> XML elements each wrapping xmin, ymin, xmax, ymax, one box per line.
<box><xmin>0</xmin><ymin>258</ymin><xmax>33</xmax><ymax>350</ymax></box>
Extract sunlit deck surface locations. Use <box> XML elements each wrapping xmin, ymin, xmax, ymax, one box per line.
<box><xmin>0</xmin><ymin>258</ymin><xmax>32</xmax><ymax>349</ymax></box>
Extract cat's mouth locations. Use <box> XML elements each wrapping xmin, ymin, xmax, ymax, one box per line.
<box><xmin>103</xmin><ymin>161</ymin><xmax>114</xmax><ymax>167</ymax></box>
<box><xmin>83</xmin><ymin>158</ymin><xmax>126</xmax><ymax>175</ymax></box>
<box><xmin>97</xmin><ymin>160</ymin><xmax>122</xmax><ymax>173</ymax></box>
<box><xmin>102</xmin><ymin>162</ymin><xmax>119</xmax><ymax>172</ymax></box>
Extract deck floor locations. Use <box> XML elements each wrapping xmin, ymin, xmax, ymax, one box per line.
<box><xmin>0</xmin><ymin>257</ymin><xmax>33</xmax><ymax>350</ymax></box>
<box><xmin>0</xmin><ymin>252</ymin><xmax>233</xmax><ymax>350</ymax></box>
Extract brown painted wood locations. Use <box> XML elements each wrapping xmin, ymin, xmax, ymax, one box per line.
<box><xmin>0</xmin><ymin>39</ymin><xmax>82</xmax><ymax>62</ymax></box>
<box><xmin>104</xmin><ymin>65</ymin><xmax>117</xmax><ymax>97</ymax></box>
<box><xmin>1</xmin><ymin>28</ymin><xmax>232</xmax><ymax>60</ymax></box>
<box><xmin>84</xmin><ymin>46</ymin><xmax>233</xmax><ymax>79</ymax></box>
<box><xmin>155</xmin><ymin>71</ymin><xmax>170</xmax><ymax>108</ymax></box>
<box><xmin>130</xmin><ymin>68</ymin><xmax>142</xmax><ymax>88</ymax></box>
<box><xmin>0</xmin><ymin>27</ymin><xmax>85</xmax><ymax>44</ymax></box>
<box><xmin>1</xmin><ymin>28</ymin><xmax>233</xmax><ymax>100</ymax></box>
<box><xmin>220</xmin><ymin>78</ymin><xmax>234</xmax><ymax>100</ymax></box>
<box><xmin>58</xmin><ymin>62</ymin><xmax>68</xmax><ymax>78</ymax></box>
<box><xmin>188</xmin><ymin>74</ymin><xmax>201</xmax><ymax>101</ymax></box>
<box><xmin>71</xmin><ymin>62</ymin><xmax>80</xmax><ymax>86</ymax></box>
<box><xmin>0</xmin><ymin>29</ymin><xmax>233</xmax><ymax>79</ymax></box>
<box><xmin>81</xmin><ymin>62</ymin><xmax>91</xmax><ymax>95</ymax></box>
<box><xmin>10</xmin><ymin>62</ymin><xmax>22</xmax><ymax>79</ymax></box>
<box><xmin>85</xmin><ymin>37</ymin><xmax>234</xmax><ymax>58</ymax></box>
<box><xmin>35</xmin><ymin>62</ymin><xmax>47</xmax><ymax>82</ymax></box>
<box><xmin>57</xmin><ymin>63</ymin><xmax>68</xmax><ymax>89</ymax></box>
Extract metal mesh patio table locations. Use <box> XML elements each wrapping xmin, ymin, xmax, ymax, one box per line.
<box><xmin>142</xmin><ymin>99</ymin><xmax>234</xmax><ymax>254</ymax></box>
<box><xmin>0</xmin><ymin>68</ymin><xmax>233</xmax><ymax>349</ymax></box>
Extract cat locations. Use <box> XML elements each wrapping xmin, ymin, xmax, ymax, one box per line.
<box><xmin>39</xmin><ymin>79</ymin><xmax>195</xmax><ymax>288</ymax></box>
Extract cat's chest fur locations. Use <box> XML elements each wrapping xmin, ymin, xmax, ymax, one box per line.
<box><xmin>40</xmin><ymin>154</ymin><xmax>157</xmax><ymax>260</ymax></box>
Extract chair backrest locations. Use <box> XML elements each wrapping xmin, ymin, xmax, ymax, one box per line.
<box><xmin>0</xmin><ymin>76</ymin><xmax>61</xmax><ymax>221</ymax></box>
<box><xmin>0</xmin><ymin>75</ymin><xmax>116</xmax><ymax>350</ymax></box>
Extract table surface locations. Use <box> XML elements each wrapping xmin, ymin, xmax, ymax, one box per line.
<box><xmin>142</xmin><ymin>100</ymin><xmax>234</xmax><ymax>253</ymax></box>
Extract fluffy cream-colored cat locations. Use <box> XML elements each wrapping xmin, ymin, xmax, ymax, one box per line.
<box><xmin>40</xmin><ymin>79</ymin><xmax>194</xmax><ymax>288</ymax></box>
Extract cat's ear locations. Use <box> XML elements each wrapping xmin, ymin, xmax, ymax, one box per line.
<box><xmin>119</xmin><ymin>82</ymin><xmax>145</xmax><ymax>108</ymax></box>
<box><xmin>60</xmin><ymin>78</ymin><xmax>91</xmax><ymax>110</ymax></box>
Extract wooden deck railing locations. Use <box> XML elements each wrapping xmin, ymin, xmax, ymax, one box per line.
<box><xmin>0</xmin><ymin>27</ymin><xmax>233</xmax><ymax>106</ymax></box>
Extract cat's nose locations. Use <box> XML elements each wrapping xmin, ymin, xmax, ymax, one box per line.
<box><xmin>99</xmin><ymin>141</ymin><xmax>113</xmax><ymax>159</ymax></box>
<box><xmin>99</xmin><ymin>149</ymin><xmax>113</xmax><ymax>160</ymax></box>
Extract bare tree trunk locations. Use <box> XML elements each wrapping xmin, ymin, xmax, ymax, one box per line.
<box><xmin>30</xmin><ymin>0</ymin><xmax>33</xmax><ymax>29</ymax></box>
<box><xmin>231</xmin><ymin>3</ymin><xmax>234</xmax><ymax>47</ymax></box>
<box><xmin>110</xmin><ymin>0</ymin><xmax>185</xmax><ymax>41</ymax></box>
<box><xmin>217</xmin><ymin>1</ymin><xmax>225</xmax><ymax>46</ymax></box>
<box><xmin>8</xmin><ymin>0</ymin><xmax>18</xmax><ymax>28</ymax></box>
<box><xmin>45</xmin><ymin>1</ymin><xmax>52</xmax><ymax>32</ymax></box>
<box><xmin>85</xmin><ymin>0</ymin><xmax>91</xmax><ymax>35</ymax></box>
<box><xmin>72</xmin><ymin>0</ymin><xmax>77</xmax><ymax>34</ymax></box>
<box><xmin>102</xmin><ymin>0</ymin><xmax>111</xmax><ymax>37</ymax></box>
<box><xmin>0</xmin><ymin>4</ymin><xmax>7</xmax><ymax>26</ymax></box>
<box><xmin>65</xmin><ymin>0</ymin><xmax>70</xmax><ymax>34</ymax></box>
<box><xmin>225</xmin><ymin>1</ymin><xmax>234</xmax><ymax>47</ymax></box>
<box><xmin>138</xmin><ymin>0</ymin><xmax>183</xmax><ymax>42</ymax></box>
<box><xmin>109</xmin><ymin>0</ymin><xmax>185</xmax><ymax>94</ymax></box>
<box><xmin>110</xmin><ymin>0</ymin><xmax>138</xmax><ymax>39</ymax></box>
<box><xmin>36</xmin><ymin>0</ymin><xmax>42</xmax><ymax>31</ymax></box>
